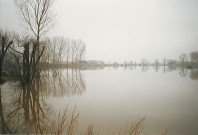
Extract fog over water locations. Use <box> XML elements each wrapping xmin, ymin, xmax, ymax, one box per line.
<box><xmin>1</xmin><ymin>0</ymin><xmax>198</xmax><ymax>62</ymax></box>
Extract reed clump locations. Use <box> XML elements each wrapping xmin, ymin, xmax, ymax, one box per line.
<box><xmin>118</xmin><ymin>117</ymin><xmax>145</xmax><ymax>135</ymax></box>
<box><xmin>51</xmin><ymin>105</ymin><xmax>79</xmax><ymax>135</ymax></box>
<box><xmin>52</xmin><ymin>106</ymin><xmax>168</xmax><ymax>135</ymax></box>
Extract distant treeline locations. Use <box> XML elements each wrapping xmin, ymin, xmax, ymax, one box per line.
<box><xmin>107</xmin><ymin>52</ymin><xmax>198</xmax><ymax>68</ymax></box>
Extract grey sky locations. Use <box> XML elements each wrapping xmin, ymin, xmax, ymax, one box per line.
<box><xmin>0</xmin><ymin>0</ymin><xmax>198</xmax><ymax>63</ymax></box>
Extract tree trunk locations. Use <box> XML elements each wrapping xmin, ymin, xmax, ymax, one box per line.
<box><xmin>0</xmin><ymin>57</ymin><xmax>4</xmax><ymax>83</ymax></box>
<box><xmin>0</xmin><ymin>60</ymin><xmax>3</xmax><ymax>83</ymax></box>
<box><xmin>36</xmin><ymin>35</ymin><xmax>40</xmax><ymax>77</ymax></box>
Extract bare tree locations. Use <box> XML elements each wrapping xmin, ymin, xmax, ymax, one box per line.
<box><xmin>0</xmin><ymin>30</ymin><xmax>13</xmax><ymax>83</ymax></box>
<box><xmin>154</xmin><ymin>59</ymin><xmax>159</xmax><ymax>67</ymax></box>
<box><xmin>42</xmin><ymin>38</ymin><xmax>52</xmax><ymax>65</ymax></box>
<box><xmin>65</xmin><ymin>38</ymin><xmax>71</xmax><ymax>67</ymax></box>
<box><xmin>45</xmin><ymin>37</ymin><xmax>66</xmax><ymax>66</ymax></box>
<box><xmin>14</xmin><ymin>0</ymin><xmax>57</xmax><ymax>75</ymax></box>
<box><xmin>78</xmin><ymin>40</ymin><xmax>86</xmax><ymax>61</ymax></box>
<box><xmin>163</xmin><ymin>57</ymin><xmax>166</xmax><ymax>67</ymax></box>
<box><xmin>190</xmin><ymin>51</ymin><xmax>198</xmax><ymax>67</ymax></box>
<box><xmin>57</xmin><ymin>37</ymin><xmax>66</xmax><ymax>64</ymax></box>
<box><xmin>39</xmin><ymin>37</ymin><xmax>86</xmax><ymax>69</ymax></box>
<box><xmin>51</xmin><ymin>37</ymin><xmax>58</xmax><ymax>64</ymax></box>
<box><xmin>8</xmin><ymin>49</ymin><xmax>22</xmax><ymax>76</ymax></box>
<box><xmin>179</xmin><ymin>53</ymin><xmax>188</xmax><ymax>66</ymax></box>
<box><xmin>70</xmin><ymin>39</ymin><xmax>86</xmax><ymax>68</ymax></box>
<box><xmin>71</xmin><ymin>40</ymin><xmax>76</xmax><ymax>68</ymax></box>
<box><xmin>141</xmin><ymin>59</ymin><xmax>148</xmax><ymax>67</ymax></box>
<box><xmin>74</xmin><ymin>42</ymin><xmax>80</xmax><ymax>67</ymax></box>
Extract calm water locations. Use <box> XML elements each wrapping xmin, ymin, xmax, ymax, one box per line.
<box><xmin>1</xmin><ymin>67</ymin><xmax>198</xmax><ymax>134</ymax></box>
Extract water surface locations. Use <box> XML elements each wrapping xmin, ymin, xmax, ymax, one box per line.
<box><xmin>1</xmin><ymin>67</ymin><xmax>198</xmax><ymax>134</ymax></box>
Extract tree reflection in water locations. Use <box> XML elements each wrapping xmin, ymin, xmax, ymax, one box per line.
<box><xmin>0</xmin><ymin>81</ymin><xmax>52</xmax><ymax>133</ymax></box>
<box><xmin>0</xmin><ymin>87</ymin><xmax>10</xmax><ymax>133</ymax></box>
<box><xmin>177</xmin><ymin>67</ymin><xmax>198</xmax><ymax>81</ymax></box>
<box><xmin>42</xmin><ymin>68</ymin><xmax>86</xmax><ymax>97</ymax></box>
<box><xmin>0</xmin><ymin>68</ymin><xmax>85</xmax><ymax>134</ymax></box>
<box><xmin>178</xmin><ymin>67</ymin><xmax>188</xmax><ymax>77</ymax></box>
<box><xmin>190</xmin><ymin>68</ymin><xmax>198</xmax><ymax>80</ymax></box>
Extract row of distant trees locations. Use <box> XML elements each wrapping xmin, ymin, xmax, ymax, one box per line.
<box><xmin>41</xmin><ymin>37</ymin><xmax>86</xmax><ymax>67</ymax></box>
<box><xmin>111</xmin><ymin>52</ymin><xmax>198</xmax><ymax>68</ymax></box>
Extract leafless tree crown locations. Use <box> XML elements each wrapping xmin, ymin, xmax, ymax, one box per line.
<box><xmin>14</xmin><ymin>0</ymin><xmax>56</xmax><ymax>37</ymax></box>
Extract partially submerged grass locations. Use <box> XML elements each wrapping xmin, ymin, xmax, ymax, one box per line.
<box><xmin>52</xmin><ymin>105</ymin><xmax>168</xmax><ymax>135</ymax></box>
<box><xmin>83</xmin><ymin>124</ymin><xmax>94</xmax><ymax>135</ymax></box>
<box><xmin>52</xmin><ymin>105</ymin><xmax>79</xmax><ymax>135</ymax></box>
<box><xmin>118</xmin><ymin>118</ymin><xmax>145</xmax><ymax>135</ymax></box>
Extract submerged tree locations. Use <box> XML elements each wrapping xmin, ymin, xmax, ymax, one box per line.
<box><xmin>0</xmin><ymin>30</ymin><xmax>13</xmax><ymax>83</ymax></box>
<box><xmin>10</xmin><ymin>35</ymin><xmax>45</xmax><ymax>83</ymax></box>
<box><xmin>14</xmin><ymin>0</ymin><xmax>57</xmax><ymax>76</ymax></box>
<box><xmin>22</xmin><ymin>42</ymin><xmax>45</xmax><ymax>82</ymax></box>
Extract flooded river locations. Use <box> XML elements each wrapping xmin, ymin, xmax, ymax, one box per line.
<box><xmin>1</xmin><ymin>66</ymin><xmax>198</xmax><ymax>134</ymax></box>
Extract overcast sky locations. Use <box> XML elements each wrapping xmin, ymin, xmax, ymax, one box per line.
<box><xmin>0</xmin><ymin>0</ymin><xmax>198</xmax><ymax>63</ymax></box>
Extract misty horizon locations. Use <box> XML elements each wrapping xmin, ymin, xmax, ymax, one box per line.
<box><xmin>1</xmin><ymin>0</ymin><xmax>198</xmax><ymax>63</ymax></box>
